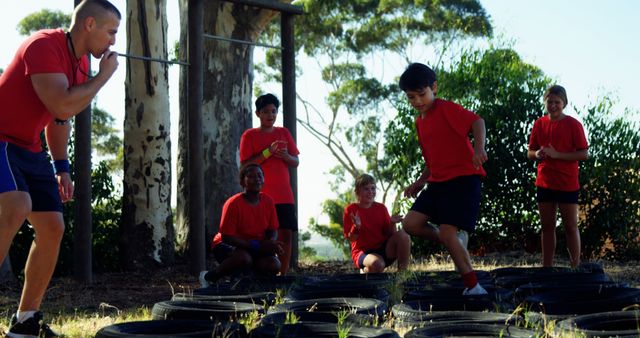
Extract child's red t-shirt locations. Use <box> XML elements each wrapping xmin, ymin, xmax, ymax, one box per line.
<box><xmin>239</xmin><ymin>127</ymin><xmax>300</xmax><ymax>204</ymax></box>
<box><xmin>343</xmin><ymin>202</ymin><xmax>394</xmax><ymax>267</ymax></box>
<box><xmin>415</xmin><ymin>99</ymin><xmax>486</xmax><ymax>182</ymax></box>
<box><xmin>212</xmin><ymin>192</ymin><xmax>279</xmax><ymax>248</ymax></box>
<box><xmin>528</xmin><ymin>115</ymin><xmax>588</xmax><ymax>191</ymax></box>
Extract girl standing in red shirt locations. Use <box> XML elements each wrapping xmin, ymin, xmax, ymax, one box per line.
<box><xmin>343</xmin><ymin>174</ymin><xmax>411</xmax><ymax>273</ymax></box>
<box><xmin>528</xmin><ymin>85</ymin><xmax>589</xmax><ymax>267</ymax></box>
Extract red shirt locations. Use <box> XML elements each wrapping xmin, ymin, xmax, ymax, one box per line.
<box><xmin>528</xmin><ymin>115</ymin><xmax>588</xmax><ymax>191</ymax></box>
<box><xmin>212</xmin><ymin>192</ymin><xmax>279</xmax><ymax>248</ymax></box>
<box><xmin>343</xmin><ymin>202</ymin><xmax>394</xmax><ymax>266</ymax></box>
<box><xmin>0</xmin><ymin>29</ymin><xmax>89</xmax><ymax>152</ymax></box>
<box><xmin>415</xmin><ymin>99</ymin><xmax>486</xmax><ymax>182</ymax></box>
<box><xmin>239</xmin><ymin>127</ymin><xmax>299</xmax><ymax>204</ymax></box>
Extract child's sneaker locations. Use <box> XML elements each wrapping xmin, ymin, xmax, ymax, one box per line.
<box><xmin>199</xmin><ymin>270</ymin><xmax>210</xmax><ymax>288</ymax></box>
<box><xmin>7</xmin><ymin>311</ymin><xmax>60</xmax><ymax>337</ymax></box>
<box><xmin>457</xmin><ymin>230</ymin><xmax>469</xmax><ymax>249</ymax></box>
<box><xmin>462</xmin><ymin>283</ymin><xmax>488</xmax><ymax>296</ymax></box>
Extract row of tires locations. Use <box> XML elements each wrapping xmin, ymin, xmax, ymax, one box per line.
<box><xmin>95</xmin><ymin>264</ymin><xmax>640</xmax><ymax>337</ymax></box>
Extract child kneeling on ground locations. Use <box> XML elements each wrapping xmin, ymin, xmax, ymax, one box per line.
<box><xmin>343</xmin><ymin>174</ymin><xmax>411</xmax><ymax>273</ymax></box>
<box><xmin>200</xmin><ymin>163</ymin><xmax>283</xmax><ymax>287</ymax></box>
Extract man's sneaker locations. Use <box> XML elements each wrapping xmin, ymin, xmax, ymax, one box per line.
<box><xmin>463</xmin><ymin>283</ymin><xmax>488</xmax><ymax>296</ymax></box>
<box><xmin>6</xmin><ymin>311</ymin><xmax>60</xmax><ymax>337</ymax></box>
<box><xmin>199</xmin><ymin>270</ymin><xmax>210</xmax><ymax>288</ymax></box>
<box><xmin>457</xmin><ymin>230</ymin><xmax>469</xmax><ymax>250</ymax></box>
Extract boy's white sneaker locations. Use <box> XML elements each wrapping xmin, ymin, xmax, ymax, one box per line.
<box><xmin>463</xmin><ymin>283</ymin><xmax>488</xmax><ymax>296</ymax></box>
<box><xmin>199</xmin><ymin>270</ymin><xmax>210</xmax><ymax>288</ymax></box>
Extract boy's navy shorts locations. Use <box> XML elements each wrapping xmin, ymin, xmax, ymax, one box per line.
<box><xmin>536</xmin><ymin>187</ymin><xmax>579</xmax><ymax>204</ymax></box>
<box><xmin>212</xmin><ymin>242</ymin><xmax>275</xmax><ymax>263</ymax></box>
<box><xmin>357</xmin><ymin>240</ymin><xmax>395</xmax><ymax>269</ymax></box>
<box><xmin>275</xmin><ymin>203</ymin><xmax>298</xmax><ymax>231</ymax></box>
<box><xmin>410</xmin><ymin>175</ymin><xmax>481</xmax><ymax>232</ymax></box>
<box><xmin>0</xmin><ymin>142</ymin><xmax>62</xmax><ymax>212</ymax></box>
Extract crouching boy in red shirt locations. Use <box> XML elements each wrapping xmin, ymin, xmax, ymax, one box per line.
<box><xmin>200</xmin><ymin>164</ymin><xmax>283</xmax><ymax>286</ymax></box>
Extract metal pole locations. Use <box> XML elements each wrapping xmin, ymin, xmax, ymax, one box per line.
<box><xmin>73</xmin><ymin>0</ymin><xmax>92</xmax><ymax>284</ymax></box>
<box><xmin>281</xmin><ymin>12</ymin><xmax>298</xmax><ymax>268</ymax></box>
<box><xmin>188</xmin><ymin>0</ymin><xmax>206</xmax><ymax>274</ymax></box>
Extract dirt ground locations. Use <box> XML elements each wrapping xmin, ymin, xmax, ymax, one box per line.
<box><xmin>0</xmin><ymin>253</ymin><xmax>638</xmax><ymax>318</ymax></box>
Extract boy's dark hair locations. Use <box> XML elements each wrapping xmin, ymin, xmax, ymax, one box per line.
<box><xmin>544</xmin><ymin>85</ymin><xmax>568</xmax><ymax>108</ymax></box>
<box><xmin>255</xmin><ymin>94</ymin><xmax>280</xmax><ymax>111</ymax></box>
<box><xmin>239</xmin><ymin>163</ymin><xmax>263</xmax><ymax>183</ymax></box>
<box><xmin>75</xmin><ymin>0</ymin><xmax>122</xmax><ymax>21</ymax></box>
<box><xmin>399</xmin><ymin>63</ymin><xmax>437</xmax><ymax>91</ymax></box>
<box><xmin>355</xmin><ymin>173</ymin><xmax>376</xmax><ymax>193</ymax></box>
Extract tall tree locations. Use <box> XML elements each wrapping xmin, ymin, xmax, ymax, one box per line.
<box><xmin>121</xmin><ymin>0</ymin><xmax>174</xmax><ymax>268</ymax></box>
<box><xmin>176</xmin><ymin>1</ymin><xmax>289</xmax><ymax>253</ymax></box>
<box><xmin>16</xmin><ymin>9</ymin><xmax>70</xmax><ymax>35</ymax></box>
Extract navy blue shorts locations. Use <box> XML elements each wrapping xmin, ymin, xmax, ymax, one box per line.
<box><xmin>275</xmin><ymin>203</ymin><xmax>298</xmax><ymax>231</ymax></box>
<box><xmin>0</xmin><ymin>142</ymin><xmax>62</xmax><ymax>212</ymax></box>
<box><xmin>357</xmin><ymin>241</ymin><xmax>395</xmax><ymax>269</ymax></box>
<box><xmin>410</xmin><ymin>175</ymin><xmax>481</xmax><ymax>232</ymax></box>
<box><xmin>536</xmin><ymin>187</ymin><xmax>579</xmax><ymax>204</ymax></box>
<box><xmin>212</xmin><ymin>242</ymin><xmax>275</xmax><ymax>264</ymax></box>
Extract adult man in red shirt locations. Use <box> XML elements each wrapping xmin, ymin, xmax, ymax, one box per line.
<box><xmin>0</xmin><ymin>1</ymin><xmax>120</xmax><ymax>336</ymax></box>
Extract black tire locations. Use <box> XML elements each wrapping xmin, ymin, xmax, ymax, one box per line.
<box><xmin>172</xmin><ymin>291</ymin><xmax>276</xmax><ymax>305</ymax></box>
<box><xmin>268</xmin><ymin>297</ymin><xmax>387</xmax><ymax>318</ymax></box>
<box><xmin>514</xmin><ymin>282</ymin><xmax>628</xmax><ymax>303</ymax></box>
<box><xmin>94</xmin><ymin>320</ymin><xmax>246</xmax><ymax>338</ymax></box>
<box><xmin>151</xmin><ymin>300</ymin><xmax>264</xmax><ymax>321</ymax></box>
<box><xmin>401</xmin><ymin>271</ymin><xmax>493</xmax><ymax>290</ymax></box>
<box><xmin>394</xmin><ymin>297</ymin><xmax>496</xmax><ymax>312</ymax></box>
<box><xmin>495</xmin><ymin>271</ymin><xmax>610</xmax><ymax>289</ymax></box>
<box><xmin>523</xmin><ymin>288</ymin><xmax>640</xmax><ymax>315</ymax></box>
<box><xmin>404</xmin><ymin>323</ymin><xmax>535</xmax><ymax>338</ymax></box>
<box><xmin>556</xmin><ymin>310</ymin><xmax>640</xmax><ymax>337</ymax></box>
<box><xmin>285</xmin><ymin>285</ymin><xmax>390</xmax><ymax>303</ymax></box>
<box><xmin>403</xmin><ymin>286</ymin><xmax>512</xmax><ymax>304</ymax></box>
<box><xmin>491</xmin><ymin>266</ymin><xmax>574</xmax><ymax>278</ymax></box>
<box><xmin>250</xmin><ymin>322</ymin><xmax>400</xmax><ymax>338</ymax></box>
<box><xmin>392</xmin><ymin>307</ymin><xmax>520</xmax><ymax>324</ymax></box>
<box><xmin>259</xmin><ymin>311</ymin><xmax>375</xmax><ymax>326</ymax></box>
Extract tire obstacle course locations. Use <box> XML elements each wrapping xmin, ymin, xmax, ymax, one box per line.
<box><xmin>95</xmin><ymin>263</ymin><xmax>640</xmax><ymax>337</ymax></box>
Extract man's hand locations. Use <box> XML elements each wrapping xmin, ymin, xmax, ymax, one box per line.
<box><xmin>56</xmin><ymin>172</ymin><xmax>74</xmax><ymax>203</ymax></box>
<box><xmin>98</xmin><ymin>49</ymin><xmax>119</xmax><ymax>78</ymax></box>
<box><xmin>472</xmin><ymin>146</ymin><xmax>488</xmax><ymax>169</ymax></box>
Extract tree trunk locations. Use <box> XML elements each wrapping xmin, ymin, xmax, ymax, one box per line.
<box><xmin>176</xmin><ymin>1</ymin><xmax>282</xmax><ymax>253</ymax></box>
<box><xmin>121</xmin><ymin>0</ymin><xmax>174</xmax><ymax>269</ymax></box>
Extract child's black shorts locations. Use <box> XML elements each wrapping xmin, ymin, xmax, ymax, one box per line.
<box><xmin>536</xmin><ymin>187</ymin><xmax>579</xmax><ymax>204</ymax></box>
<box><xmin>275</xmin><ymin>203</ymin><xmax>298</xmax><ymax>231</ymax></box>
<box><xmin>410</xmin><ymin>175</ymin><xmax>481</xmax><ymax>232</ymax></box>
<box><xmin>357</xmin><ymin>241</ymin><xmax>395</xmax><ymax>269</ymax></box>
<box><xmin>213</xmin><ymin>242</ymin><xmax>275</xmax><ymax>263</ymax></box>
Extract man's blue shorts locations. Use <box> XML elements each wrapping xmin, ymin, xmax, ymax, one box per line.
<box><xmin>0</xmin><ymin>141</ymin><xmax>62</xmax><ymax>212</ymax></box>
<box><xmin>410</xmin><ymin>175</ymin><xmax>481</xmax><ymax>232</ymax></box>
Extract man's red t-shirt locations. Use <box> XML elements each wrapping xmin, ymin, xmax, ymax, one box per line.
<box><xmin>343</xmin><ymin>202</ymin><xmax>394</xmax><ymax>267</ymax></box>
<box><xmin>415</xmin><ymin>99</ymin><xmax>486</xmax><ymax>182</ymax></box>
<box><xmin>239</xmin><ymin>127</ymin><xmax>299</xmax><ymax>204</ymax></box>
<box><xmin>0</xmin><ymin>29</ymin><xmax>89</xmax><ymax>152</ymax></box>
<box><xmin>528</xmin><ymin>115</ymin><xmax>588</xmax><ymax>191</ymax></box>
<box><xmin>212</xmin><ymin>192</ymin><xmax>279</xmax><ymax>248</ymax></box>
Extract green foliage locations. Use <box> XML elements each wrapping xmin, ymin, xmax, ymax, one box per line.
<box><xmin>580</xmin><ymin>101</ymin><xmax>640</xmax><ymax>259</ymax></box>
<box><xmin>308</xmin><ymin>190</ymin><xmax>353</xmax><ymax>259</ymax></box>
<box><xmin>17</xmin><ymin>9</ymin><xmax>70</xmax><ymax>36</ymax></box>
<box><xmin>92</xmin><ymin>106</ymin><xmax>124</xmax><ymax>172</ymax></box>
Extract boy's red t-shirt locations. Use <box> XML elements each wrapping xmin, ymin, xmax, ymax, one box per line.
<box><xmin>528</xmin><ymin>115</ymin><xmax>588</xmax><ymax>191</ymax></box>
<box><xmin>0</xmin><ymin>29</ymin><xmax>89</xmax><ymax>152</ymax></box>
<box><xmin>343</xmin><ymin>202</ymin><xmax>394</xmax><ymax>267</ymax></box>
<box><xmin>212</xmin><ymin>192</ymin><xmax>279</xmax><ymax>248</ymax></box>
<box><xmin>239</xmin><ymin>127</ymin><xmax>300</xmax><ymax>204</ymax></box>
<box><xmin>415</xmin><ymin>99</ymin><xmax>486</xmax><ymax>182</ymax></box>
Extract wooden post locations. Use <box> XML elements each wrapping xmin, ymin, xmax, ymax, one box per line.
<box><xmin>281</xmin><ymin>12</ymin><xmax>298</xmax><ymax>268</ymax></box>
<box><xmin>73</xmin><ymin>0</ymin><xmax>93</xmax><ymax>284</ymax></box>
<box><xmin>188</xmin><ymin>0</ymin><xmax>206</xmax><ymax>274</ymax></box>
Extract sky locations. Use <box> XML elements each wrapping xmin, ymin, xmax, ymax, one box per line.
<box><xmin>1</xmin><ymin>1</ymin><xmax>638</xmax><ymax>252</ymax></box>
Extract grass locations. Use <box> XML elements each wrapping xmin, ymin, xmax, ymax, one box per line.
<box><xmin>1</xmin><ymin>251</ymin><xmax>639</xmax><ymax>337</ymax></box>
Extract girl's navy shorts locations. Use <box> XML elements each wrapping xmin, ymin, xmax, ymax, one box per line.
<box><xmin>536</xmin><ymin>186</ymin><xmax>579</xmax><ymax>204</ymax></box>
<box><xmin>410</xmin><ymin>175</ymin><xmax>481</xmax><ymax>232</ymax></box>
<box><xmin>0</xmin><ymin>142</ymin><xmax>62</xmax><ymax>212</ymax></box>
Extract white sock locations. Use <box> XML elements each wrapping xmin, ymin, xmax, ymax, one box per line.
<box><xmin>16</xmin><ymin>310</ymin><xmax>37</xmax><ymax>323</ymax></box>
